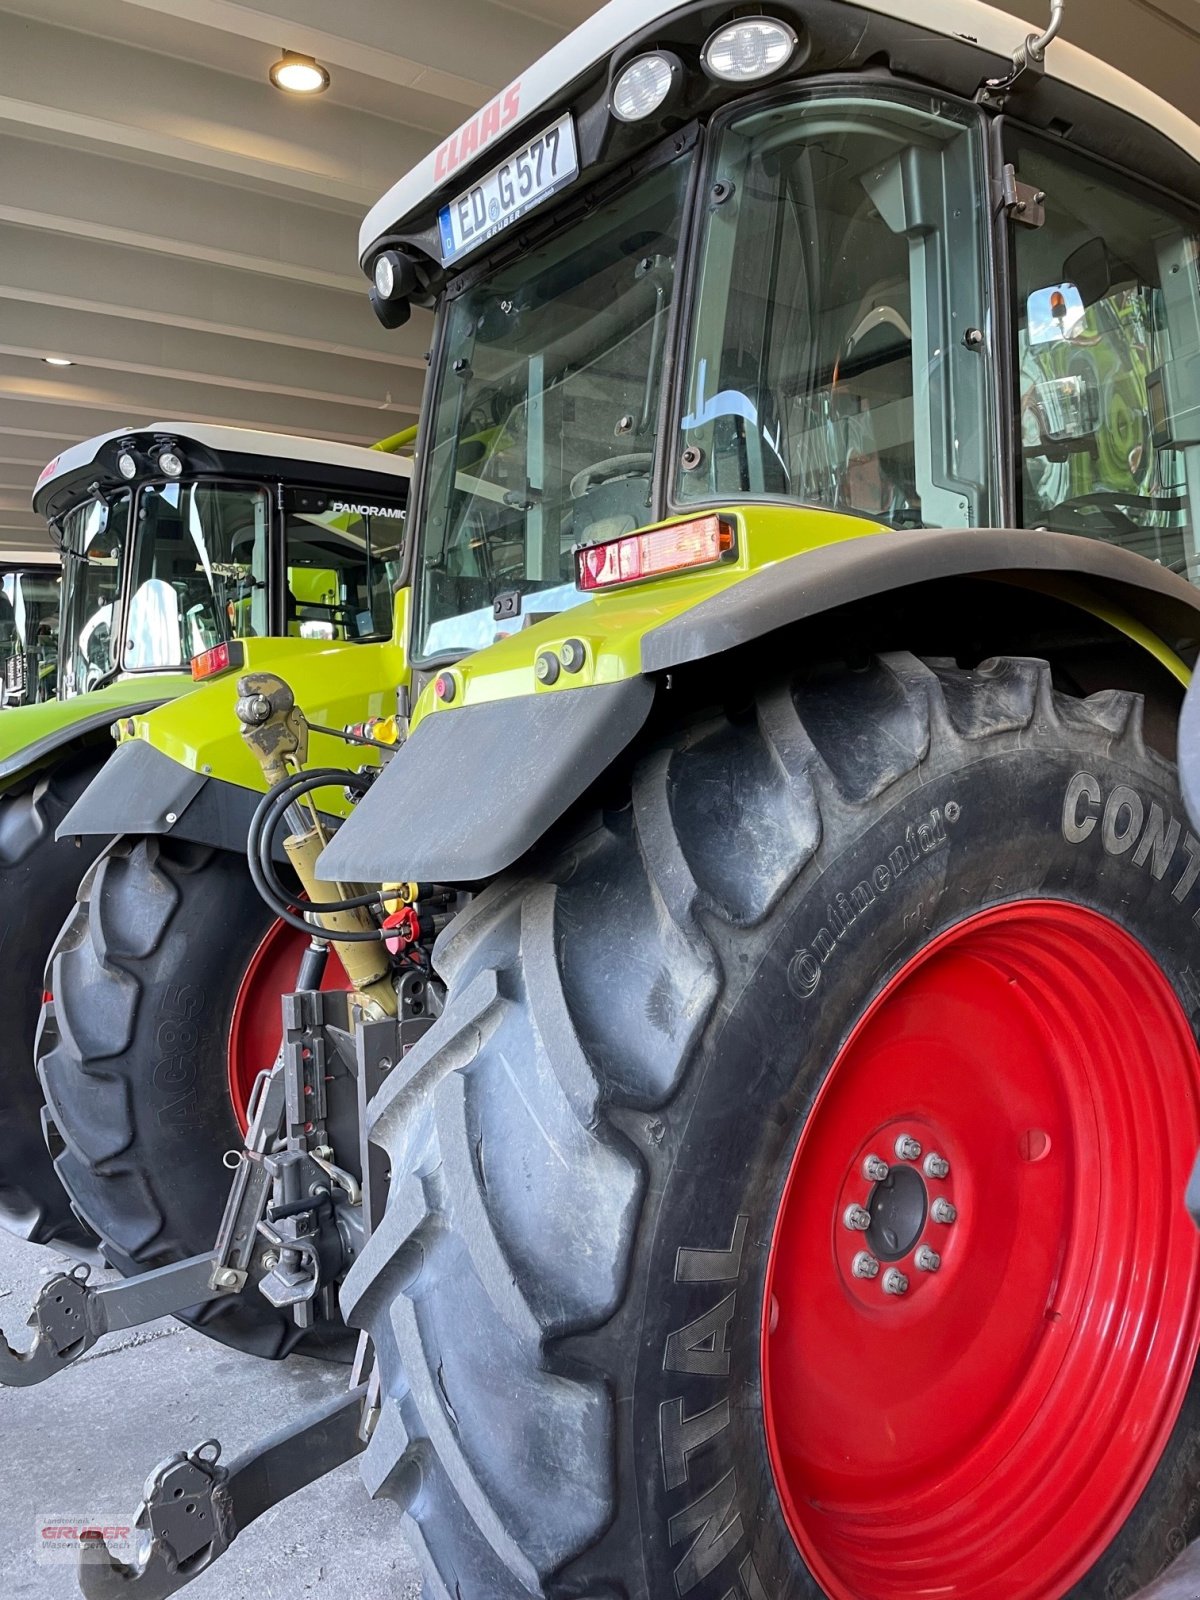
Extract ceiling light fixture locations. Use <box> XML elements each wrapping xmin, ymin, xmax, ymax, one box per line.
<box><xmin>43</xmin><ymin>356</ymin><xmax>74</xmax><ymax>367</ymax></box>
<box><xmin>269</xmin><ymin>50</ymin><xmax>330</xmax><ymax>95</ymax></box>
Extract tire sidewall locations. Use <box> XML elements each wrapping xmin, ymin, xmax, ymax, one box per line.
<box><xmin>623</xmin><ymin>740</ymin><xmax>1200</xmax><ymax>1600</ymax></box>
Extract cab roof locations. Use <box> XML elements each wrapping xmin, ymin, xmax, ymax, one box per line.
<box><xmin>33</xmin><ymin>421</ymin><xmax>412</xmax><ymax>525</ymax></box>
<box><xmin>361</xmin><ymin>0</ymin><xmax>1200</xmax><ymax>267</ymax></box>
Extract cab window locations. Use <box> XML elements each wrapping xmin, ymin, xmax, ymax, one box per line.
<box><xmin>125</xmin><ymin>481</ymin><xmax>269</xmax><ymax>670</ymax></box>
<box><xmin>61</xmin><ymin>493</ymin><xmax>129</xmax><ymax>696</ymax></box>
<box><xmin>1009</xmin><ymin>137</ymin><xmax>1200</xmax><ymax>579</ymax></box>
<box><xmin>282</xmin><ymin>489</ymin><xmax>405</xmax><ymax>642</ymax></box>
<box><xmin>680</xmin><ymin>91</ymin><xmax>997</xmax><ymax>527</ymax></box>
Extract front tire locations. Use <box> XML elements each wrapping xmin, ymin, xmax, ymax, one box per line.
<box><xmin>346</xmin><ymin>654</ymin><xmax>1200</xmax><ymax>1600</ymax></box>
<box><xmin>38</xmin><ymin>834</ymin><xmax>353</xmax><ymax>1361</ymax></box>
<box><xmin>0</xmin><ymin>753</ymin><xmax>105</xmax><ymax>1252</ymax></box>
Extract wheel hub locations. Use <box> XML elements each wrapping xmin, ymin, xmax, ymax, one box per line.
<box><xmin>836</xmin><ymin>1122</ymin><xmax>954</xmax><ymax>1295</ymax></box>
<box><xmin>865</xmin><ymin>1159</ymin><xmax>929</xmax><ymax>1263</ymax></box>
<box><xmin>762</xmin><ymin>900</ymin><xmax>1200</xmax><ymax>1600</ymax></box>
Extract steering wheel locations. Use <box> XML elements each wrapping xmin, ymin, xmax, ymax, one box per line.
<box><xmin>569</xmin><ymin>453</ymin><xmax>653</xmax><ymax>500</ymax></box>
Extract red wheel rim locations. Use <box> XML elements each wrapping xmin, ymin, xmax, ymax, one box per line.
<box><xmin>228</xmin><ymin>921</ymin><xmax>348</xmax><ymax>1129</ymax></box>
<box><xmin>763</xmin><ymin>900</ymin><xmax>1200</xmax><ymax>1600</ymax></box>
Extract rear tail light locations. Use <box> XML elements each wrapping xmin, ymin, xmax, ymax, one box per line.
<box><xmin>191</xmin><ymin>640</ymin><xmax>245</xmax><ymax>681</ymax></box>
<box><xmin>576</xmin><ymin>514</ymin><xmax>735</xmax><ymax>592</ymax></box>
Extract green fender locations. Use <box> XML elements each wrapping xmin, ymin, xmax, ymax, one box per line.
<box><xmin>0</xmin><ymin>675</ymin><xmax>193</xmax><ymax>792</ymax></box>
<box><xmin>317</xmin><ymin>508</ymin><xmax>1200</xmax><ymax>885</ymax></box>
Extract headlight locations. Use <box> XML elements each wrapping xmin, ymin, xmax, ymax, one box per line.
<box><xmin>702</xmin><ymin>18</ymin><xmax>798</xmax><ymax>82</ymax></box>
<box><xmin>611</xmin><ymin>52</ymin><xmax>681</xmax><ymax>122</ymax></box>
<box><xmin>158</xmin><ymin>449</ymin><xmax>183</xmax><ymax>478</ymax></box>
<box><xmin>117</xmin><ymin>451</ymin><xmax>138</xmax><ymax>480</ymax></box>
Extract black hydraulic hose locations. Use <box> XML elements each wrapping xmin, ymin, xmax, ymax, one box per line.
<box><xmin>246</xmin><ymin>768</ymin><xmax>391</xmax><ymax>942</ymax></box>
<box><xmin>252</xmin><ymin>770</ymin><xmax>384</xmax><ymax>913</ymax></box>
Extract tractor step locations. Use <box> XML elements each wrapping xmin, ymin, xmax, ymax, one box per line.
<box><xmin>77</xmin><ymin>1380</ymin><xmax>369</xmax><ymax>1599</ymax></box>
<box><xmin>0</xmin><ymin>1253</ymin><xmax>228</xmax><ymax>1388</ymax></box>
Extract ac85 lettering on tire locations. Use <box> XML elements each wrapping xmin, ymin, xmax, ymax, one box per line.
<box><xmin>348</xmin><ymin>654</ymin><xmax>1200</xmax><ymax>1600</ymax></box>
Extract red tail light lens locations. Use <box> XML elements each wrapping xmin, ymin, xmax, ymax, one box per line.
<box><xmin>576</xmin><ymin>514</ymin><xmax>735</xmax><ymax>592</ymax></box>
<box><xmin>191</xmin><ymin>640</ymin><xmax>245</xmax><ymax>681</ymax></box>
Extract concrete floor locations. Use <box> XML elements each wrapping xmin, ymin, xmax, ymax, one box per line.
<box><xmin>0</xmin><ymin>1228</ymin><xmax>421</xmax><ymax>1599</ymax></box>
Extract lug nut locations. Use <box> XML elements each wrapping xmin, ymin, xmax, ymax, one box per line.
<box><xmin>924</xmin><ymin>1152</ymin><xmax>950</xmax><ymax>1179</ymax></box>
<box><xmin>915</xmin><ymin>1245</ymin><xmax>941</xmax><ymax>1273</ymax></box>
<box><xmin>895</xmin><ymin>1134</ymin><xmax>922</xmax><ymax>1161</ymax></box>
<box><xmin>843</xmin><ymin>1204</ymin><xmax>871</xmax><ymax>1232</ymax></box>
<box><xmin>851</xmin><ymin>1251</ymin><xmax>880</xmax><ymax>1280</ymax></box>
<box><xmin>882</xmin><ymin>1268</ymin><xmax>909</xmax><ymax>1296</ymax></box>
<box><xmin>931</xmin><ymin>1199</ymin><xmax>958</xmax><ymax>1225</ymax></box>
<box><xmin>862</xmin><ymin>1154</ymin><xmax>889</xmax><ymax>1182</ymax></box>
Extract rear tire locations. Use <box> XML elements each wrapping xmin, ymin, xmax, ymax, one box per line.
<box><xmin>346</xmin><ymin>654</ymin><xmax>1200</xmax><ymax>1600</ymax></box>
<box><xmin>39</xmin><ymin>834</ymin><xmax>353</xmax><ymax>1361</ymax></box>
<box><xmin>0</xmin><ymin>753</ymin><xmax>105</xmax><ymax>1252</ymax></box>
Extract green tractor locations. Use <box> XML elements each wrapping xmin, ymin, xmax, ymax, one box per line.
<box><xmin>0</xmin><ymin>423</ymin><xmax>410</xmax><ymax>1347</ymax></box>
<box><xmin>12</xmin><ymin>1</ymin><xmax>1200</xmax><ymax>1597</ymax></box>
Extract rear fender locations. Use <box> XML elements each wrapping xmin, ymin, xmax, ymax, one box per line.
<box><xmin>0</xmin><ymin>676</ymin><xmax>191</xmax><ymax>793</ymax></box>
<box><xmin>318</xmin><ymin>522</ymin><xmax>1200</xmax><ymax>886</ymax></box>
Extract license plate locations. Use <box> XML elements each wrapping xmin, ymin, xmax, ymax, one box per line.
<box><xmin>438</xmin><ymin>114</ymin><xmax>578</xmax><ymax>267</ymax></box>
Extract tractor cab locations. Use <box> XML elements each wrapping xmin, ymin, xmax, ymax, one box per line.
<box><xmin>361</xmin><ymin>0</ymin><xmax>1200</xmax><ymax>669</ymax></box>
<box><xmin>0</xmin><ymin>560</ymin><xmax>61</xmax><ymax>706</ymax></box>
<box><xmin>32</xmin><ymin>422</ymin><xmax>411</xmax><ymax>700</ymax></box>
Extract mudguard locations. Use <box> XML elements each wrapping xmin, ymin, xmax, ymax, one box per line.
<box><xmin>319</xmin><ymin>528</ymin><xmax>1200</xmax><ymax>886</ymax></box>
<box><xmin>316</xmin><ymin>676</ymin><xmax>655</xmax><ymax>883</ymax></box>
<box><xmin>0</xmin><ymin>677</ymin><xmax>190</xmax><ymax>789</ymax></box>
<box><xmin>56</xmin><ymin>739</ymin><xmax>272</xmax><ymax>857</ymax></box>
<box><xmin>641</xmin><ymin>526</ymin><xmax>1200</xmax><ymax>674</ymax></box>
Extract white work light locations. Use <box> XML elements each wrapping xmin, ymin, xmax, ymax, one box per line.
<box><xmin>702</xmin><ymin>18</ymin><xmax>798</xmax><ymax>81</ymax></box>
<box><xmin>117</xmin><ymin>451</ymin><xmax>138</xmax><ymax>480</ymax></box>
<box><xmin>158</xmin><ymin>449</ymin><xmax>183</xmax><ymax>478</ymax></box>
<box><xmin>611</xmin><ymin>52</ymin><xmax>680</xmax><ymax>122</ymax></box>
<box><xmin>374</xmin><ymin>254</ymin><xmax>396</xmax><ymax>300</ymax></box>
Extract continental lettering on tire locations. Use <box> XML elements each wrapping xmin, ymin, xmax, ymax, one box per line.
<box><xmin>1063</xmin><ymin>773</ymin><xmax>1200</xmax><ymax>909</ymax></box>
<box><xmin>661</xmin><ymin>1215</ymin><xmax>767</xmax><ymax>1598</ymax></box>
<box><xmin>153</xmin><ymin>982</ymin><xmax>205</xmax><ymax>1125</ymax></box>
<box><xmin>787</xmin><ymin>803</ymin><xmax>960</xmax><ymax>1001</ymax></box>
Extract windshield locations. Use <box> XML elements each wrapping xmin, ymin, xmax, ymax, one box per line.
<box><xmin>1010</xmin><ymin>137</ymin><xmax>1200</xmax><ymax>580</ymax></box>
<box><xmin>680</xmin><ymin>92</ymin><xmax>996</xmax><ymax>527</ymax></box>
<box><xmin>416</xmin><ymin>151</ymin><xmax>691</xmax><ymax>658</ymax></box>
<box><xmin>125</xmin><ymin>480</ymin><xmax>269</xmax><ymax>671</ymax></box>
<box><xmin>60</xmin><ymin>493</ymin><xmax>129</xmax><ymax>697</ymax></box>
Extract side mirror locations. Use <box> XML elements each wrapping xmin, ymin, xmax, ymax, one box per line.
<box><xmin>1063</xmin><ymin>237</ymin><xmax>1140</xmax><ymax>307</ymax></box>
<box><xmin>1026</xmin><ymin>282</ymin><xmax>1084</xmax><ymax>345</ymax></box>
